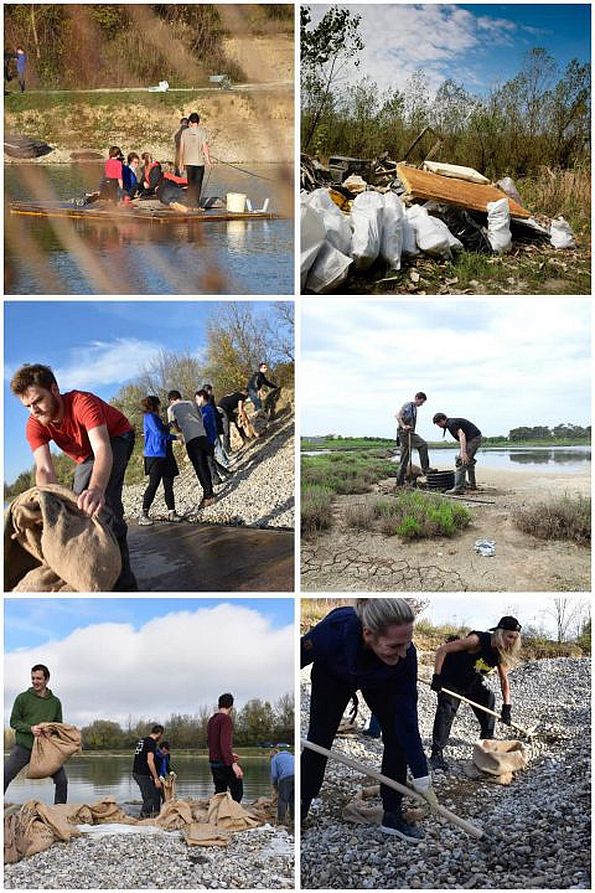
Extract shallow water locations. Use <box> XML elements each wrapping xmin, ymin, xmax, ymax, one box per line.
<box><xmin>5</xmin><ymin>163</ymin><xmax>293</xmax><ymax>295</ymax></box>
<box><xmin>4</xmin><ymin>753</ymin><xmax>274</xmax><ymax>806</ymax></box>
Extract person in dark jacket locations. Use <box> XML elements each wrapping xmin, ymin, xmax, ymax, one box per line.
<box><xmin>301</xmin><ymin>599</ymin><xmax>439</xmax><ymax>843</ymax></box>
<box><xmin>217</xmin><ymin>390</ymin><xmax>249</xmax><ymax>452</ymax></box>
<box><xmin>5</xmin><ymin>664</ymin><xmax>67</xmax><ymax>803</ymax></box>
<box><xmin>15</xmin><ymin>46</ymin><xmax>26</xmax><ymax>92</ymax></box>
<box><xmin>246</xmin><ymin>363</ymin><xmax>277</xmax><ymax>411</ymax></box>
<box><xmin>432</xmin><ymin>413</ymin><xmax>482</xmax><ymax>494</ymax></box>
<box><xmin>138</xmin><ymin>153</ymin><xmax>162</xmax><ymax>197</ymax></box>
<box><xmin>207</xmin><ymin>692</ymin><xmax>243</xmax><ymax>802</ymax></box>
<box><xmin>203</xmin><ymin>383</ymin><xmax>231</xmax><ymax>466</ymax></box>
<box><xmin>195</xmin><ymin>389</ymin><xmax>227</xmax><ymax>484</ymax></box>
<box><xmin>139</xmin><ymin>395</ymin><xmax>182</xmax><ymax>525</ymax></box>
<box><xmin>429</xmin><ymin>616</ymin><xmax>522</xmax><ymax>771</ymax></box>
<box><xmin>122</xmin><ymin>152</ymin><xmax>141</xmax><ymax>199</ymax></box>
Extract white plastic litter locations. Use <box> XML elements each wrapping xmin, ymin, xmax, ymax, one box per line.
<box><xmin>406</xmin><ymin>204</ymin><xmax>453</xmax><ymax>258</ymax></box>
<box><xmin>306</xmin><ymin>239</ymin><xmax>353</xmax><ymax>293</ymax></box>
<box><xmin>550</xmin><ymin>216</ymin><xmax>576</xmax><ymax>249</ymax></box>
<box><xmin>305</xmin><ymin>188</ymin><xmax>351</xmax><ymax>255</ymax></box>
<box><xmin>300</xmin><ymin>201</ymin><xmax>326</xmax><ymax>288</ymax></box>
<box><xmin>496</xmin><ymin>176</ymin><xmax>523</xmax><ymax>205</ymax></box>
<box><xmin>401</xmin><ymin>213</ymin><xmax>419</xmax><ymax>255</ymax></box>
<box><xmin>486</xmin><ymin>198</ymin><xmax>512</xmax><ymax>253</ymax></box>
<box><xmin>423</xmin><ymin>161</ymin><xmax>489</xmax><ymax>185</ymax></box>
<box><xmin>148</xmin><ymin>80</ymin><xmax>169</xmax><ymax>92</ymax></box>
<box><xmin>77</xmin><ymin>823</ymin><xmax>175</xmax><ymax>838</ymax></box>
<box><xmin>351</xmin><ymin>191</ymin><xmax>383</xmax><ymax>270</ymax></box>
<box><xmin>380</xmin><ymin>192</ymin><xmax>405</xmax><ymax>271</ymax></box>
<box><xmin>474</xmin><ymin>538</ymin><xmax>496</xmax><ymax>557</ymax></box>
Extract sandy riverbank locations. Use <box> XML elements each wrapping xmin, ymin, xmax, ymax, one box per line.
<box><xmin>301</xmin><ymin>467</ymin><xmax>590</xmax><ymax>592</ymax></box>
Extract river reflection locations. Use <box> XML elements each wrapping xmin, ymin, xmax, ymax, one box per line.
<box><xmin>4</xmin><ymin>753</ymin><xmax>274</xmax><ymax>807</ymax></box>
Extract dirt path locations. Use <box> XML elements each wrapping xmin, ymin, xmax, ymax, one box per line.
<box><xmin>301</xmin><ymin>468</ymin><xmax>590</xmax><ymax>592</ymax></box>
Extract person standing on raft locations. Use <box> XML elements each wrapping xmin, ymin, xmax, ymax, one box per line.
<box><xmin>178</xmin><ymin>112</ymin><xmax>211</xmax><ymax>208</ymax></box>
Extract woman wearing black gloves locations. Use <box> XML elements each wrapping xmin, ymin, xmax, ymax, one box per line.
<box><xmin>429</xmin><ymin>615</ymin><xmax>522</xmax><ymax>771</ymax></box>
<box><xmin>301</xmin><ymin>598</ymin><xmax>438</xmax><ymax>843</ymax></box>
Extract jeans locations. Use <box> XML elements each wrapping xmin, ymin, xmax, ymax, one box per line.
<box><xmin>396</xmin><ymin>430</ymin><xmax>430</xmax><ymax>483</ymax></box>
<box><xmin>432</xmin><ymin>677</ymin><xmax>496</xmax><ymax>752</ymax></box>
<box><xmin>5</xmin><ymin>744</ymin><xmax>68</xmax><ymax>803</ymax></box>
<box><xmin>142</xmin><ymin>460</ymin><xmax>175</xmax><ymax>511</ymax></box>
<box><xmin>186</xmin><ymin>165</ymin><xmax>205</xmax><ymax>206</ymax></box>
<box><xmin>186</xmin><ymin>436</ymin><xmax>213</xmax><ymax>498</ymax></box>
<box><xmin>248</xmin><ymin>388</ymin><xmax>262</xmax><ymax>410</ymax></box>
<box><xmin>277</xmin><ymin>775</ymin><xmax>294</xmax><ymax>822</ymax></box>
<box><xmin>73</xmin><ymin>431</ymin><xmax>137</xmax><ymax>591</ymax></box>
<box><xmin>302</xmin><ymin>662</ymin><xmax>407</xmax><ymax>816</ymax></box>
<box><xmin>133</xmin><ymin>772</ymin><xmax>161</xmax><ymax>817</ymax></box>
<box><xmin>210</xmin><ymin>762</ymin><xmax>243</xmax><ymax>802</ymax></box>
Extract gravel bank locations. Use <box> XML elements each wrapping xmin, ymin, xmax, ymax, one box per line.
<box><xmin>122</xmin><ymin>413</ymin><xmax>294</xmax><ymax>530</ymax></box>
<box><xmin>4</xmin><ymin>823</ymin><xmax>294</xmax><ymax>889</ymax></box>
<box><xmin>301</xmin><ymin>656</ymin><xmax>591</xmax><ymax>889</ymax></box>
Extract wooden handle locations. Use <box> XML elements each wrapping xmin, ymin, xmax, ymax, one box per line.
<box><xmin>422</xmin><ymin>678</ymin><xmax>534</xmax><ymax>737</ymax></box>
<box><xmin>301</xmin><ymin>738</ymin><xmax>483</xmax><ymax>839</ymax></box>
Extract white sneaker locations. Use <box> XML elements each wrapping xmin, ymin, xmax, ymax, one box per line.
<box><xmin>138</xmin><ymin>513</ymin><xmax>154</xmax><ymax>526</ymax></box>
<box><xmin>167</xmin><ymin>511</ymin><xmax>183</xmax><ymax>523</ymax></box>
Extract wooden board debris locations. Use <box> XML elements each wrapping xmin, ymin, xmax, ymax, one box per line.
<box><xmin>397</xmin><ymin>163</ymin><xmax>531</xmax><ymax>218</ymax></box>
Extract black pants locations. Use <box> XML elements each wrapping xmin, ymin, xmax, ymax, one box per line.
<box><xmin>277</xmin><ymin>775</ymin><xmax>294</xmax><ymax>822</ymax></box>
<box><xmin>142</xmin><ymin>460</ymin><xmax>175</xmax><ymax>511</ymax></box>
<box><xmin>302</xmin><ymin>662</ymin><xmax>407</xmax><ymax>815</ymax></box>
<box><xmin>432</xmin><ymin>677</ymin><xmax>496</xmax><ymax>751</ymax></box>
<box><xmin>73</xmin><ymin>431</ymin><xmax>137</xmax><ymax>591</ymax></box>
<box><xmin>210</xmin><ymin>762</ymin><xmax>243</xmax><ymax>802</ymax></box>
<box><xmin>186</xmin><ymin>165</ymin><xmax>205</xmax><ymax>207</ymax></box>
<box><xmin>4</xmin><ymin>744</ymin><xmax>68</xmax><ymax>803</ymax></box>
<box><xmin>133</xmin><ymin>772</ymin><xmax>161</xmax><ymax>817</ymax></box>
<box><xmin>186</xmin><ymin>436</ymin><xmax>213</xmax><ymax>498</ymax></box>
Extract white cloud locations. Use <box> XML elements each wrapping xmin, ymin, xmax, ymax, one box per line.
<box><xmin>301</xmin><ymin>299</ymin><xmax>591</xmax><ymax>439</ymax></box>
<box><xmin>5</xmin><ymin>604</ymin><xmax>294</xmax><ymax>728</ymax></box>
<box><xmin>56</xmin><ymin>338</ymin><xmax>165</xmax><ymax>390</ymax></box>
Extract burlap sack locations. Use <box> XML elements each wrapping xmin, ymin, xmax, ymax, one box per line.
<box><xmin>468</xmin><ymin>739</ymin><xmax>529</xmax><ymax>785</ymax></box>
<box><xmin>162</xmin><ymin>772</ymin><xmax>176</xmax><ymax>803</ymax></box>
<box><xmin>5</xmin><ymin>484</ymin><xmax>121</xmax><ymax>592</ymax></box>
<box><xmin>26</xmin><ymin>722</ymin><xmax>82</xmax><ymax>779</ymax></box>
<box><xmin>183</xmin><ymin>823</ymin><xmax>231</xmax><ymax>847</ymax></box>
<box><xmin>155</xmin><ymin>800</ymin><xmax>193</xmax><ymax>830</ymax></box>
<box><xmin>207</xmin><ymin>792</ymin><xmax>260</xmax><ymax>830</ymax></box>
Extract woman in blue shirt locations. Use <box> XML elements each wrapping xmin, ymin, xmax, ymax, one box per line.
<box><xmin>140</xmin><ymin>395</ymin><xmax>182</xmax><ymax>525</ymax></box>
<box><xmin>302</xmin><ymin>598</ymin><xmax>438</xmax><ymax>843</ymax></box>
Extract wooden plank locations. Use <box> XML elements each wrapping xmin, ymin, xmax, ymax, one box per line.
<box><xmin>397</xmin><ymin>163</ymin><xmax>531</xmax><ymax>218</ymax></box>
<box><xmin>9</xmin><ymin>201</ymin><xmax>281</xmax><ymax>224</ymax></box>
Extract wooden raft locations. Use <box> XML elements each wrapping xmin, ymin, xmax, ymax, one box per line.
<box><xmin>397</xmin><ymin>163</ymin><xmax>531</xmax><ymax>218</ymax></box>
<box><xmin>9</xmin><ymin>200</ymin><xmax>281</xmax><ymax>224</ymax></box>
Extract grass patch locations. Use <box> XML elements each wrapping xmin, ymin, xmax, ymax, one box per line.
<box><xmin>513</xmin><ymin>494</ymin><xmax>591</xmax><ymax>546</ymax></box>
<box><xmin>344</xmin><ymin>491</ymin><xmax>471</xmax><ymax>540</ymax></box>
<box><xmin>301</xmin><ymin>484</ymin><xmax>334</xmax><ymax>539</ymax></box>
<box><xmin>302</xmin><ymin>450</ymin><xmax>395</xmax><ymax>496</ymax></box>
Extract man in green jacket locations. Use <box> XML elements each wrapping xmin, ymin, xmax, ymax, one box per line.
<box><xmin>4</xmin><ymin>664</ymin><xmax>67</xmax><ymax>803</ymax></box>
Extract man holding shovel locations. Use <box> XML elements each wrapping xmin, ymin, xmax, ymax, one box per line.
<box><xmin>395</xmin><ymin>391</ymin><xmax>434</xmax><ymax>487</ymax></box>
<box><xmin>429</xmin><ymin>616</ymin><xmax>522</xmax><ymax>771</ymax></box>
<box><xmin>4</xmin><ymin>664</ymin><xmax>68</xmax><ymax>803</ymax></box>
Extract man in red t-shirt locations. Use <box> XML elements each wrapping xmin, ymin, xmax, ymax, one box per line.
<box><xmin>206</xmin><ymin>692</ymin><xmax>243</xmax><ymax>802</ymax></box>
<box><xmin>10</xmin><ymin>363</ymin><xmax>137</xmax><ymax>590</ymax></box>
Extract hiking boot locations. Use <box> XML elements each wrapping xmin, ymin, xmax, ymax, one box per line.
<box><xmin>167</xmin><ymin>511</ymin><xmax>184</xmax><ymax>523</ymax></box>
<box><xmin>429</xmin><ymin>751</ymin><xmax>449</xmax><ymax>772</ymax></box>
<box><xmin>138</xmin><ymin>512</ymin><xmax>154</xmax><ymax>526</ymax></box>
<box><xmin>198</xmin><ymin>496</ymin><xmax>217</xmax><ymax>510</ymax></box>
<box><xmin>380</xmin><ymin>811</ymin><xmax>424</xmax><ymax>843</ymax></box>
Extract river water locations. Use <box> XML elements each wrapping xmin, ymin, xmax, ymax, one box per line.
<box><xmin>303</xmin><ymin>446</ymin><xmax>591</xmax><ymax>474</ymax></box>
<box><xmin>4</xmin><ymin>752</ymin><xmax>274</xmax><ymax>806</ymax></box>
<box><xmin>4</xmin><ymin>163</ymin><xmax>293</xmax><ymax>295</ymax></box>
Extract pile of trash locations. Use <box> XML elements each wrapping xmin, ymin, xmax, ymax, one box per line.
<box><xmin>300</xmin><ymin>153</ymin><xmax>577</xmax><ymax>293</ymax></box>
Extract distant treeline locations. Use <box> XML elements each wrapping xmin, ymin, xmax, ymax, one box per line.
<box><xmin>4</xmin><ymin>4</ymin><xmax>292</xmax><ymax>89</ymax></box>
<box><xmin>5</xmin><ymin>303</ymin><xmax>294</xmax><ymax>499</ymax></box>
<box><xmin>301</xmin><ymin>7</ymin><xmax>590</xmax><ymax>180</ymax></box>
<box><xmin>4</xmin><ymin>694</ymin><xmax>294</xmax><ymax>751</ymax></box>
<box><xmin>302</xmin><ymin>425</ymin><xmax>591</xmax><ymax>450</ymax></box>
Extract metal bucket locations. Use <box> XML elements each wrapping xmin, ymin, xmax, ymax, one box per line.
<box><xmin>426</xmin><ymin>470</ymin><xmax>455</xmax><ymax>491</ymax></box>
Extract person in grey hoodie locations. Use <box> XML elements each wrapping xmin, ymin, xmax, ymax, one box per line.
<box><xmin>167</xmin><ymin>390</ymin><xmax>215</xmax><ymax>509</ymax></box>
<box><xmin>5</xmin><ymin>664</ymin><xmax>67</xmax><ymax>803</ymax></box>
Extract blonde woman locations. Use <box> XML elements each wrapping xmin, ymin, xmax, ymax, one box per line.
<box><xmin>301</xmin><ymin>598</ymin><xmax>438</xmax><ymax>844</ymax></box>
<box><xmin>429</xmin><ymin>615</ymin><xmax>522</xmax><ymax>771</ymax></box>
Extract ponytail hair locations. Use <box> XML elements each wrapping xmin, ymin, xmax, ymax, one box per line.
<box><xmin>354</xmin><ymin>598</ymin><xmax>415</xmax><ymax>637</ymax></box>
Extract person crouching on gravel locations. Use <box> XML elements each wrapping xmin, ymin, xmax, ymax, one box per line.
<box><xmin>429</xmin><ymin>616</ymin><xmax>522</xmax><ymax>772</ymax></box>
<box><xmin>301</xmin><ymin>598</ymin><xmax>439</xmax><ymax>843</ymax></box>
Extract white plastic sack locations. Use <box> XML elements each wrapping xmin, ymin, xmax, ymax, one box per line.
<box><xmin>550</xmin><ymin>216</ymin><xmax>576</xmax><ymax>249</ymax></box>
<box><xmin>487</xmin><ymin>198</ymin><xmax>512</xmax><ymax>253</ymax></box>
<box><xmin>496</xmin><ymin>176</ymin><xmax>522</xmax><ymax>205</ymax></box>
<box><xmin>423</xmin><ymin>161</ymin><xmax>489</xmax><ymax>185</ymax></box>
<box><xmin>401</xmin><ymin>214</ymin><xmax>419</xmax><ymax>255</ymax></box>
<box><xmin>300</xmin><ymin>201</ymin><xmax>326</xmax><ymax>288</ymax></box>
<box><xmin>406</xmin><ymin>205</ymin><xmax>452</xmax><ymax>258</ymax></box>
<box><xmin>306</xmin><ymin>239</ymin><xmax>353</xmax><ymax>293</ymax></box>
<box><xmin>351</xmin><ymin>192</ymin><xmax>383</xmax><ymax>270</ymax></box>
<box><xmin>380</xmin><ymin>192</ymin><xmax>405</xmax><ymax>271</ymax></box>
<box><xmin>305</xmin><ymin>189</ymin><xmax>352</xmax><ymax>255</ymax></box>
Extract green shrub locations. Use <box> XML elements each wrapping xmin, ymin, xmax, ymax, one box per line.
<box><xmin>513</xmin><ymin>495</ymin><xmax>591</xmax><ymax>546</ymax></box>
<box><xmin>302</xmin><ymin>484</ymin><xmax>334</xmax><ymax>538</ymax></box>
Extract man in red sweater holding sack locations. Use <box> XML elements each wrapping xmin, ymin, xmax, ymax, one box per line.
<box><xmin>207</xmin><ymin>692</ymin><xmax>243</xmax><ymax>802</ymax></box>
<box><xmin>10</xmin><ymin>363</ymin><xmax>137</xmax><ymax>591</ymax></box>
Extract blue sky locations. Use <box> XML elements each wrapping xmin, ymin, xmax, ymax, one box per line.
<box><xmin>4</xmin><ymin>300</ymin><xmax>288</xmax><ymax>482</ymax></box>
<box><xmin>307</xmin><ymin>4</ymin><xmax>590</xmax><ymax>95</ymax></box>
<box><xmin>5</xmin><ymin>598</ymin><xmax>295</xmax><ymax>726</ymax></box>
<box><xmin>302</xmin><ymin>298</ymin><xmax>591</xmax><ymax>439</ymax></box>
